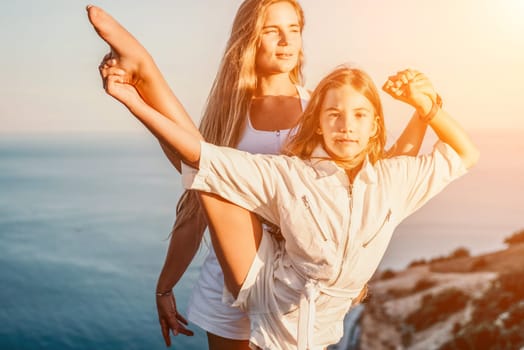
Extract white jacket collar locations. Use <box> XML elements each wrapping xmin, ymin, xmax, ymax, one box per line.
<box><xmin>308</xmin><ymin>145</ymin><xmax>378</xmax><ymax>184</ymax></box>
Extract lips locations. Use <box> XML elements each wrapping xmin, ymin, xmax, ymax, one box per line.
<box><xmin>335</xmin><ymin>138</ymin><xmax>357</xmax><ymax>143</ymax></box>
<box><xmin>276</xmin><ymin>52</ymin><xmax>294</xmax><ymax>58</ymax></box>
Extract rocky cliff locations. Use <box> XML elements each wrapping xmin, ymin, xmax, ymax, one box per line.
<box><xmin>359</xmin><ymin>243</ymin><xmax>524</xmax><ymax>349</ymax></box>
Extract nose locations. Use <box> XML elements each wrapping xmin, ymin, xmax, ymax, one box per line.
<box><xmin>278</xmin><ymin>30</ymin><xmax>289</xmax><ymax>46</ymax></box>
<box><xmin>338</xmin><ymin>115</ymin><xmax>354</xmax><ymax>133</ymax></box>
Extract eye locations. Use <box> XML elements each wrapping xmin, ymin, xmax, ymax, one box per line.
<box><xmin>355</xmin><ymin>112</ymin><xmax>369</xmax><ymax>119</ymax></box>
<box><xmin>263</xmin><ymin>28</ymin><xmax>278</xmax><ymax>35</ymax></box>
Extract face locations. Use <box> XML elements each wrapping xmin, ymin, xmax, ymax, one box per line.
<box><xmin>255</xmin><ymin>1</ymin><xmax>302</xmax><ymax>76</ymax></box>
<box><xmin>318</xmin><ymin>85</ymin><xmax>377</xmax><ymax>161</ymax></box>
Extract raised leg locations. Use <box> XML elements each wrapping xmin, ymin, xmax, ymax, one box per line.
<box><xmin>198</xmin><ymin>192</ymin><xmax>262</xmax><ymax>298</ymax></box>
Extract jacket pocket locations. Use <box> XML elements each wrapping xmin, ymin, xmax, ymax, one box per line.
<box><xmin>362</xmin><ymin>209</ymin><xmax>392</xmax><ymax>248</ymax></box>
<box><xmin>301</xmin><ymin>195</ymin><xmax>330</xmax><ymax>242</ymax></box>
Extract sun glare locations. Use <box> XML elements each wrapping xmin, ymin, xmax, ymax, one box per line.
<box><xmin>497</xmin><ymin>1</ymin><xmax>524</xmax><ymax>33</ymax></box>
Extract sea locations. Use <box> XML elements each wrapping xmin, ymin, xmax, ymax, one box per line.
<box><xmin>0</xmin><ymin>130</ymin><xmax>522</xmax><ymax>350</ymax></box>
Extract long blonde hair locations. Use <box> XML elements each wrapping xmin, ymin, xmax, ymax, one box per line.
<box><xmin>284</xmin><ymin>66</ymin><xmax>387</xmax><ymax>167</ymax></box>
<box><xmin>174</xmin><ymin>0</ymin><xmax>306</xmax><ymax>233</ymax></box>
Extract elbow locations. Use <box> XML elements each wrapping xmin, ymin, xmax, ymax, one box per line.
<box><xmin>464</xmin><ymin>146</ymin><xmax>480</xmax><ymax>169</ymax></box>
<box><xmin>403</xmin><ymin>145</ymin><xmax>420</xmax><ymax>157</ymax></box>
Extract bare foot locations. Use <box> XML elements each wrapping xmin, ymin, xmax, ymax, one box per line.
<box><xmin>87</xmin><ymin>5</ymin><xmax>150</xmax><ymax>86</ymax></box>
<box><xmin>86</xmin><ymin>5</ymin><xmax>201</xmax><ymax>141</ymax></box>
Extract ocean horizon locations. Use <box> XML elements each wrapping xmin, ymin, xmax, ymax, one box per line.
<box><xmin>1</xmin><ymin>130</ymin><xmax>522</xmax><ymax>349</ymax></box>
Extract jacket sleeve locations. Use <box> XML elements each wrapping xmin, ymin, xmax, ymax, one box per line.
<box><xmin>181</xmin><ymin>141</ymin><xmax>287</xmax><ymax>225</ymax></box>
<box><xmin>385</xmin><ymin>141</ymin><xmax>468</xmax><ymax>221</ymax></box>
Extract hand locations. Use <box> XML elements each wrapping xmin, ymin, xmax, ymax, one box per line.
<box><xmin>382</xmin><ymin>69</ymin><xmax>436</xmax><ymax>115</ymax></box>
<box><xmin>87</xmin><ymin>5</ymin><xmax>148</xmax><ymax>87</ymax></box>
<box><xmin>156</xmin><ymin>292</ymin><xmax>194</xmax><ymax>347</ymax></box>
<box><xmin>97</xmin><ymin>52</ymin><xmax>139</xmax><ymax>89</ymax></box>
<box><xmin>102</xmin><ymin>67</ymin><xmax>143</xmax><ymax>110</ymax></box>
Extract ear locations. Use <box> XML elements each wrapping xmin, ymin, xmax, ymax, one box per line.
<box><xmin>316</xmin><ymin>127</ymin><xmax>323</xmax><ymax>135</ymax></box>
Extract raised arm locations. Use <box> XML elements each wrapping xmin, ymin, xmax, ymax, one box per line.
<box><xmin>87</xmin><ymin>5</ymin><xmax>199</xmax><ymax>171</ymax></box>
<box><xmin>385</xmin><ymin>112</ymin><xmax>428</xmax><ymax>157</ymax></box>
<box><xmin>424</xmin><ymin>107</ymin><xmax>479</xmax><ymax>169</ymax></box>
<box><xmin>385</xmin><ymin>69</ymin><xmax>442</xmax><ymax>157</ymax></box>
<box><xmin>103</xmin><ymin>74</ymin><xmax>202</xmax><ymax>168</ymax></box>
<box><xmin>104</xmin><ymin>73</ymin><xmax>282</xmax><ymax>227</ymax></box>
<box><xmin>383</xmin><ymin>69</ymin><xmax>479</xmax><ymax>169</ymax></box>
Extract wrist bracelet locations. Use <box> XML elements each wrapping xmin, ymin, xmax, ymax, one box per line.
<box><xmin>156</xmin><ymin>290</ymin><xmax>173</xmax><ymax>297</ymax></box>
<box><xmin>419</xmin><ymin>94</ymin><xmax>443</xmax><ymax>123</ymax></box>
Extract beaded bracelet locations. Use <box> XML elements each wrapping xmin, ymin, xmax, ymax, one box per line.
<box><xmin>420</xmin><ymin>94</ymin><xmax>443</xmax><ymax>123</ymax></box>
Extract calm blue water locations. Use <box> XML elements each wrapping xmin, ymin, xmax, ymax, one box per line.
<box><xmin>0</xmin><ymin>134</ymin><xmax>207</xmax><ymax>350</ymax></box>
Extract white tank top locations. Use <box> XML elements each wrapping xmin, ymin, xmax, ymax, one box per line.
<box><xmin>236</xmin><ymin>85</ymin><xmax>310</xmax><ymax>155</ymax></box>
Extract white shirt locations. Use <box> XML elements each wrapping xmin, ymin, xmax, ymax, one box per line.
<box><xmin>182</xmin><ymin>140</ymin><xmax>468</xmax><ymax>349</ymax></box>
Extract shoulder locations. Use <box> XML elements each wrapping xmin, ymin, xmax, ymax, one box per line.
<box><xmin>373</xmin><ymin>141</ymin><xmax>468</xmax><ymax>183</ymax></box>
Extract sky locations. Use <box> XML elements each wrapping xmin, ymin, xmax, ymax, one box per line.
<box><xmin>1</xmin><ymin>0</ymin><xmax>523</xmax><ymax>135</ymax></box>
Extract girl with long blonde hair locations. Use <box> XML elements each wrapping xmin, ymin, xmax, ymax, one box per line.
<box><xmin>88</xmin><ymin>1</ymin><xmax>429</xmax><ymax>348</ymax></box>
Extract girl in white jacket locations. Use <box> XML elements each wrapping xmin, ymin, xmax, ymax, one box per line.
<box><xmin>101</xmin><ymin>64</ymin><xmax>479</xmax><ymax>349</ymax></box>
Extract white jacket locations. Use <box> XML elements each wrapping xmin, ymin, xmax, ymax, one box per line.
<box><xmin>182</xmin><ymin>140</ymin><xmax>467</xmax><ymax>350</ymax></box>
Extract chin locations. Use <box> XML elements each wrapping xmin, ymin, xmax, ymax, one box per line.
<box><xmin>276</xmin><ymin>61</ymin><xmax>299</xmax><ymax>72</ymax></box>
<box><xmin>339</xmin><ymin>151</ymin><xmax>364</xmax><ymax>161</ymax></box>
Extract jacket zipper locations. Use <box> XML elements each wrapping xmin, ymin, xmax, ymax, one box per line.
<box><xmin>301</xmin><ymin>195</ymin><xmax>329</xmax><ymax>241</ymax></box>
<box><xmin>333</xmin><ymin>184</ymin><xmax>353</xmax><ymax>283</ymax></box>
<box><xmin>362</xmin><ymin>209</ymin><xmax>392</xmax><ymax>248</ymax></box>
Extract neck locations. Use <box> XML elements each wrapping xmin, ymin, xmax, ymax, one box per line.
<box><xmin>255</xmin><ymin>73</ymin><xmax>297</xmax><ymax>97</ymax></box>
<box><xmin>345</xmin><ymin>163</ymin><xmax>363</xmax><ymax>184</ymax></box>
<box><xmin>335</xmin><ymin>155</ymin><xmax>366</xmax><ymax>183</ymax></box>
